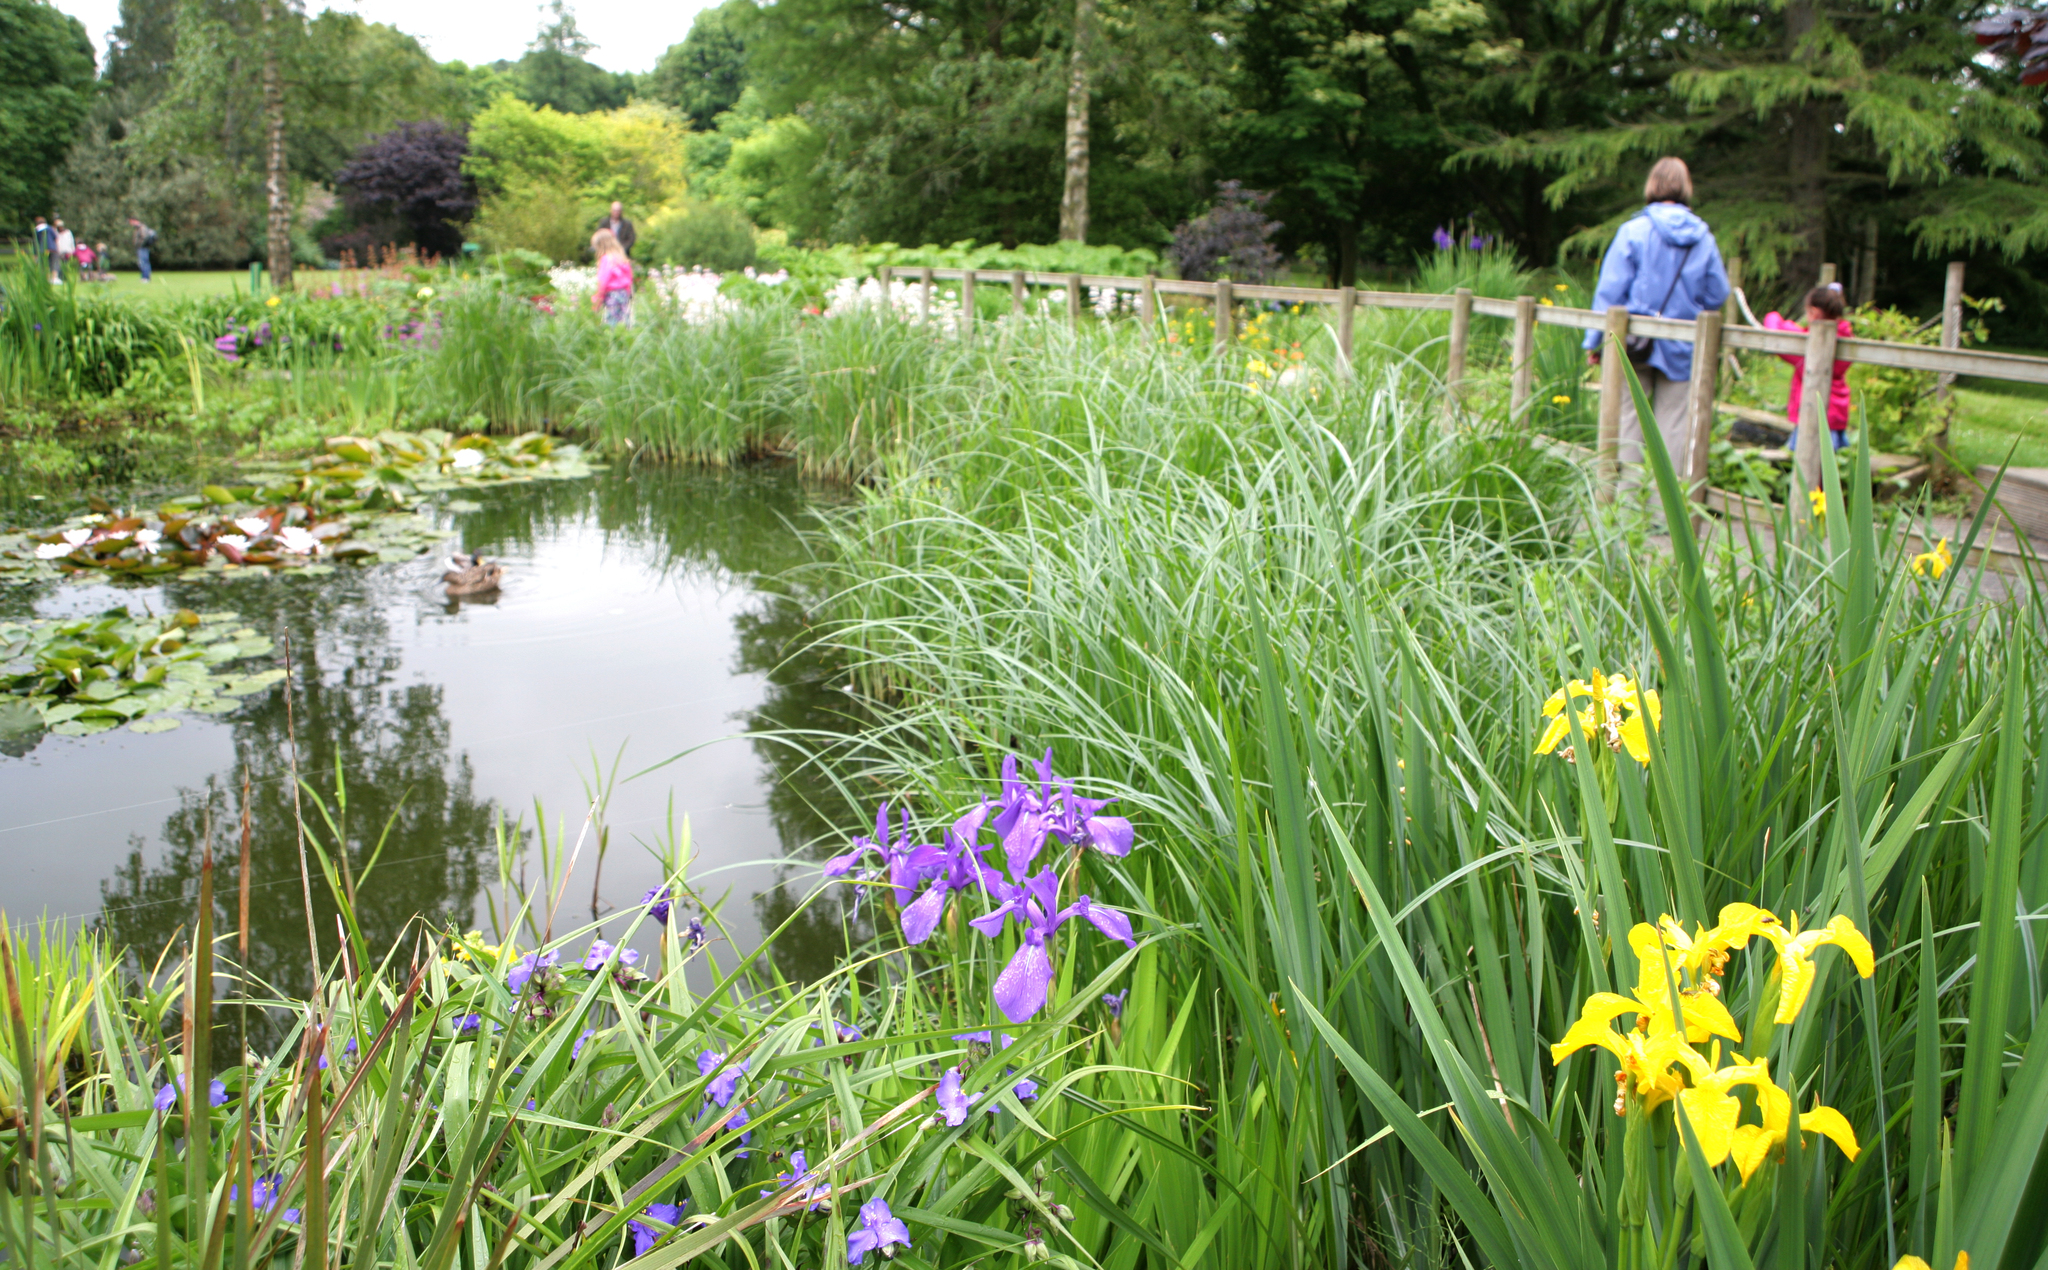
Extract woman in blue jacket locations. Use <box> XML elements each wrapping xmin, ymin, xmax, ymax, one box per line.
<box><xmin>1583</xmin><ymin>158</ymin><xmax>1729</xmax><ymax>484</ymax></box>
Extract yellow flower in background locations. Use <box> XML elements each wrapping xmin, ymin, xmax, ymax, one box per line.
<box><xmin>1809</xmin><ymin>489</ymin><xmax>1827</xmax><ymax>519</ymax></box>
<box><xmin>265</xmin><ymin>294</ymin><xmax>281</xmax><ymax>308</ymax></box>
<box><xmin>1555</xmin><ymin>283</ymin><xmax>1570</xmax><ymax>292</ymax></box>
<box><xmin>1911</xmin><ymin>538</ymin><xmax>1952</xmax><ymax>579</ymax></box>
<box><xmin>1552</xmin><ymin>394</ymin><xmax>1572</xmax><ymax>405</ymax></box>
<box><xmin>1540</xmin><ymin>297</ymin><xmax>1555</xmax><ymax>306</ymax></box>
<box><xmin>1536</xmin><ymin>671</ymin><xmax>1661</xmax><ymax>765</ymax></box>
<box><xmin>417</xmin><ymin>286</ymin><xmax>436</xmax><ymax>300</ymax></box>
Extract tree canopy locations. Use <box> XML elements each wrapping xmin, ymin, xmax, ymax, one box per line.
<box><xmin>0</xmin><ymin>0</ymin><xmax>97</xmax><ymax>231</ymax></box>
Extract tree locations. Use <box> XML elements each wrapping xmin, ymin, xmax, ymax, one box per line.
<box><xmin>0</xmin><ymin>0</ymin><xmax>96</xmax><ymax>231</ymax></box>
<box><xmin>333</xmin><ymin>120</ymin><xmax>476</xmax><ymax>256</ymax></box>
<box><xmin>511</xmin><ymin>1</ymin><xmax>633</xmax><ymax>115</ymax></box>
<box><xmin>648</xmin><ymin>0</ymin><xmax>755</xmax><ymax>131</ymax></box>
<box><xmin>1059</xmin><ymin>0</ymin><xmax>1095</xmax><ymax>242</ymax></box>
<box><xmin>261</xmin><ymin>0</ymin><xmax>293</xmax><ymax>290</ymax></box>
<box><xmin>1457</xmin><ymin>0</ymin><xmax>2048</xmax><ymax>302</ymax></box>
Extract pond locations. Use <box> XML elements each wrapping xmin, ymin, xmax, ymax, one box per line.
<box><xmin>0</xmin><ymin>461</ymin><xmax>866</xmax><ymax>989</ymax></box>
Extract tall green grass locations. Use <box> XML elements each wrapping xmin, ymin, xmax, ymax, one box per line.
<box><xmin>805</xmin><ymin>342</ymin><xmax>2048</xmax><ymax>1267</ymax></box>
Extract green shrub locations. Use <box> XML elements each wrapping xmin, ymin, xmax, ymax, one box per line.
<box><xmin>645</xmin><ymin>200</ymin><xmax>759</xmax><ymax>271</ymax></box>
<box><xmin>469</xmin><ymin>179</ymin><xmax>596</xmax><ymax>263</ymax></box>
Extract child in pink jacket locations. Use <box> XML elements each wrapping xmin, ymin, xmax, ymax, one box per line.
<box><xmin>1762</xmin><ymin>283</ymin><xmax>1852</xmax><ymax>452</ymax></box>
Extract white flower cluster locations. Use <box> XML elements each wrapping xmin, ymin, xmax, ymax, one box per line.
<box><xmin>643</xmin><ymin>266</ymin><xmax>740</xmax><ymax>326</ymax></box>
<box><xmin>542</xmin><ymin>265</ymin><xmax>752</xmax><ymax>326</ymax></box>
<box><xmin>822</xmin><ymin>277</ymin><xmax>963</xmax><ymax>334</ymax></box>
<box><xmin>1089</xmin><ymin>286</ymin><xmax>1134</xmax><ymax>319</ymax></box>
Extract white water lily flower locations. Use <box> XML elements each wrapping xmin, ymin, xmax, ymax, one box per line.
<box><xmin>135</xmin><ymin>529</ymin><xmax>162</xmax><ymax>553</ymax></box>
<box><xmin>234</xmin><ymin>517</ymin><xmax>270</xmax><ymax>537</ymax></box>
<box><xmin>216</xmin><ymin>534</ymin><xmax>250</xmax><ymax>552</ymax></box>
<box><xmin>275</xmin><ymin>526</ymin><xmax>320</xmax><ymax>554</ymax></box>
<box><xmin>451</xmin><ymin>449</ymin><xmax>485</xmax><ymax>470</ymax></box>
<box><xmin>35</xmin><ymin>542</ymin><xmax>77</xmax><ymax>559</ymax></box>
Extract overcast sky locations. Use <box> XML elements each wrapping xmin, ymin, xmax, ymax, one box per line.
<box><xmin>50</xmin><ymin>0</ymin><xmax>711</xmax><ymax>75</ymax></box>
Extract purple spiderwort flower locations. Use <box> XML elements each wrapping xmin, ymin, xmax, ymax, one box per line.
<box><xmin>761</xmin><ymin>1148</ymin><xmax>830</xmax><ymax>1210</ymax></box>
<box><xmin>583</xmin><ymin>940</ymin><xmax>640</xmax><ymax>971</ymax></box>
<box><xmin>627</xmin><ymin>1201</ymin><xmax>686</xmax><ymax>1257</ymax></box>
<box><xmin>846</xmin><ymin>1197</ymin><xmax>912</xmax><ymax>1264</ymax></box>
<box><xmin>453</xmin><ymin>1013</ymin><xmax>483</xmax><ymax>1034</ymax></box>
<box><xmin>1103</xmin><ymin>988</ymin><xmax>1129</xmax><ymax>1018</ymax></box>
<box><xmin>154</xmin><ymin>1076</ymin><xmax>228</xmax><ymax>1111</ymax></box>
<box><xmin>574</xmin><ymin>1028</ymin><xmax>595</xmax><ymax>1059</ymax></box>
<box><xmin>936</xmin><ymin>1067</ymin><xmax>979</xmax><ymax>1126</ymax></box>
<box><xmin>970</xmin><ymin>870</ymin><xmax>1137</xmax><ymax>1022</ymax></box>
<box><xmin>643</xmin><ymin>886</ymin><xmax>674</xmax><ymax>925</ymax></box>
<box><xmin>698</xmin><ymin>1051</ymin><xmax>748</xmax><ymax>1107</ymax></box>
<box><xmin>681</xmin><ymin>920</ymin><xmax>707</xmax><ymax>950</ymax></box>
<box><xmin>728</xmin><ymin>1104</ymin><xmax>753</xmax><ymax>1155</ymax></box>
<box><xmin>1012</xmin><ymin>1074</ymin><xmax>1039</xmax><ymax>1100</ymax></box>
<box><xmin>230</xmin><ymin>1175</ymin><xmax>281</xmax><ymax>1210</ymax></box>
<box><xmin>507</xmin><ymin>950</ymin><xmax>558</xmax><ymax>993</ymax></box>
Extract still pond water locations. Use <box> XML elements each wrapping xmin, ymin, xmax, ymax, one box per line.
<box><xmin>1</xmin><ymin>463</ymin><xmax>865</xmax><ymax>987</ymax></box>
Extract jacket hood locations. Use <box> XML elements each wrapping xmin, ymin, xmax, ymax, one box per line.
<box><xmin>1643</xmin><ymin>202</ymin><xmax>1711</xmax><ymax>247</ymax></box>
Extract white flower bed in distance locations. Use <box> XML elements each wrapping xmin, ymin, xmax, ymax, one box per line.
<box><xmin>543</xmin><ymin>264</ymin><xmax>787</xmax><ymax>326</ymax></box>
<box><xmin>822</xmin><ymin>276</ymin><xmax>964</xmax><ymax>335</ymax></box>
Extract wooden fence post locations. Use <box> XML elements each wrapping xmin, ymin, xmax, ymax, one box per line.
<box><xmin>1336</xmin><ymin>286</ymin><xmax>1356</xmax><ymax>380</ymax></box>
<box><xmin>1722</xmin><ymin>256</ymin><xmax>1745</xmax><ymax>379</ymax></box>
<box><xmin>1139</xmin><ymin>273</ymin><xmax>1156</xmax><ymax>328</ymax></box>
<box><xmin>1794</xmin><ymin>317</ymin><xmax>1838</xmax><ymax>502</ymax></box>
<box><xmin>1510</xmin><ymin>295</ymin><xmax>1537</xmax><ymax>419</ymax></box>
<box><xmin>1938</xmin><ymin>261</ymin><xmax>1966</xmax><ymax>399</ymax></box>
<box><xmin>1066</xmin><ymin>274</ymin><xmax>1083</xmax><ymax>331</ymax></box>
<box><xmin>1597</xmin><ymin>306</ymin><xmax>1629</xmax><ymax>502</ymax></box>
<box><xmin>1445</xmin><ymin>287</ymin><xmax>1473</xmax><ymax>416</ymax></box>
<box><xmin>918</xmin><ymin>266</ymin><xmax>933</xmax><ymax>324</ymax></box>
<box><xmin>960</xmin><ymin>270</ymin><xmax>975</xmax><ymax>337</ymax></box>
<box><xmin>1214</xmin><ymin>280</ymin><xmax>1234</xmax><ymax>354</ymax></box>
<box><xmin>878</xmin><ymin>264</ymin><xmax>893</xmax><ymax>302</ymax></box>
<box><xmin>1687</xmin><ymin>310</ymin><xmax>1723</xmax><ymax>515</ymax></box>
<box><xmin>1818</xmin><ymin>261</ymin><xmax>1837</xmax><ymax>287</ymax></box>
<box><xmin>1011</xmin><ymin>270</ymin><xmax>1026</xmax><ymax>315</ymax></box>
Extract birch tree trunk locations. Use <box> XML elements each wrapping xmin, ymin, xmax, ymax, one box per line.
<box><xmin>261</xmin><ymin>0</ymin><xmax>294</xmax><ymax>292</ymax></box>
<box><xmin>1057</xmin><ymin>0</ymin><xmax>1094</xmax><ymax>243</ymax></box>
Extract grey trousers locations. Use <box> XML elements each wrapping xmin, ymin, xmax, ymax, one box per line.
<box><xmin>1617</xmin><ymin>367</ymin><xmax>1694</xmax><ymax>478</ymax></box>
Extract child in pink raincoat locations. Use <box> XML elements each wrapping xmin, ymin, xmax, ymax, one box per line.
<box><xmin>1762</xmin><ymin>282</ymin><xmax>1853</xmax><ymax>453</ymax></box>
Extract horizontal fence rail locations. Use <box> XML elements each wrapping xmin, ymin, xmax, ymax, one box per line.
<box><xmin>875</xmin><ymin>263</ymin><xmax>2048</xmax><ymax>518</ymax></box>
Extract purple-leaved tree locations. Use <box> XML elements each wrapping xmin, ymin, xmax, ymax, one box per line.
<box><xmin>332</xmin><ymin>121</ymin><xmax>477</xmax><ymax>260</ymax></box>
<box><xmin>1170</xmin><ymin>181</ymin><xmax>1284</xmax><ymax>284</ymax></box>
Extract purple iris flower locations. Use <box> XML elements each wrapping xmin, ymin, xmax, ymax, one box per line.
<box><xmin>1103</xmin><ymin>989</ymin><xmax>1130</xmax><ymax>1019</ymax></box>
<box><xmin>153</xmin><ymin>1076</ymin><xmax>227</xmax><ymax>1111</ymax></box>
<box><xmin>627</xmin><ymin>1201</ymin><xmax>685</xmax><ymax>1257</ymax></box>
<box><xmin>698</xmin><ymin>1051</ymin><xmax>747</xmax><ymax>1107</ymax></box>
<box><xmin>644</xmin><ymin>886</ymin><xmax>674</xmax><ymax>924</ymax></box>
<box><xmin>989</xmin><ymin>752</ymin><xmax>1057</xmax><ymax>877</ymax></box>
<box><xmin>507</xmin><ymin>950</ymin><xmax>558</xmax><ymax>993</ymax></box>
<box><xmin>970</xmin><ymin>870</ymin><xmax>1137</xmax><ymax>1022</ymax></box>
<box><xmin>214</xmin><ymin>331</ymin><xmax>240</xmax><ymax>360</ymax></box>
<box><xmin>825</xmin><ymin>804</ymin><xmax>937</xmax><ymax>911</ymax></box>
<box><xmin>761</xmin><ymin>1148</ymin><xmax>830</xmax><ymax>1210</ymax></box>
<box><xmin>1469</xmin><ymin>233</ymin><xmax>1493</xmax><ymax>250</ymax></box>
<box><xmin>1048</xmin><ymin>785</ymin><xmax>1133</xmax><ymax>858</ymax></box>
<box><xmin>1432</xmin><ymin>226</ymin><xmax>1455</xmax><ymax>251</ymax></box>
<box><xmin>846</xmin><ymin>1197</ymin><xmax>912</xmax><ymax>1264</ymax></box>
<box><xmin>936</xmin><ymin>1067</ymin><xmax>980</xmax><ymax>1126</ymax></box>
<box><xmin>899</xmin><ymin>824</ymin><xmax>1001</xmax><ymax>945</ymax></box>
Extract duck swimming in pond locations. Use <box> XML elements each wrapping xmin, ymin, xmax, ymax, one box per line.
<box><xmin>442</xmin><ymin>553</ymin><xmax>503</xmax><ymax>597</ymax></box>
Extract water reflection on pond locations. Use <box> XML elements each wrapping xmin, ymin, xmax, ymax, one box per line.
<box><xmin>0</xmin><ymin>462</ymin><xmax>866</xmax><ymax>991</ymax></box>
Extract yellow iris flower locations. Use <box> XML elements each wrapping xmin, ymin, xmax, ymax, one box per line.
<box><xmin>1550</xmin><ymin>995</ymin><xmax>1709</xmax><ymax>1111</ymax></box>
<box><xmin>1677</xmin><ymin>1054</ymin><xmax>1859</xmax><ymax>1181</ymax></box>
<box><xmin>1809</xmin><ymin>489</ymin><xmax>1827</xmax><ymax>519</ymax></box>
<box><xmin>1696</xmin><ymin>905</ymin><xmax>1874</xmax><ymax>1023</ymax></box>
<box><xmin>1895</xmin><ymin>1255</ymin><xmax>1967</xmax><ymax>1270</ymax></box>
<box><xmin>1911</xmin><ymin>538</ymin><xmax>1952</xmax><ymax>579</ymax></box>
<box><xmin>1625</xmin><ymin>924</ymin><xmax>1743</xmax><ymax>1043</ymax></box>
<box><xmin>1536</xmin><ymin>671</ymin><xmax>1662</xmax><ymax>765</ymax></box>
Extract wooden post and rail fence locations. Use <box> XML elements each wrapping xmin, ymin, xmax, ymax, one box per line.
<box><xmin>872</xmin><ymin>262</ymin><xmax>2048</xmax><ymax>523</ymax></box>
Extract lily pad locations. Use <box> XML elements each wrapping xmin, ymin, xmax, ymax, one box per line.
<box><xmin>128</xmin><ymin>716</ymin><xmax>184</xmax><ymax>734</ymax></box>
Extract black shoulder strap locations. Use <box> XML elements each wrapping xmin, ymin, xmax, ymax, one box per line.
<box><xmin>1653</xmin><ymin>240</ymin><xmax>1696</xmax><ymax>317</ymax></box>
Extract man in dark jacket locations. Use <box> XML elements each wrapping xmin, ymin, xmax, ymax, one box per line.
<box><xmin>1584</xmin><ymin>157</ymin><xmax>1729</xmax><ymax>483</ymax></box>
<box><xmin>605</xmin><ymin>202</ymin><xmax>636</xmax><ymax>256</ymax></box>
<box><xmin>33</xmin><ymin>217</ymin><xmax>58</xmax><ymax>282</ymax></box>
<box><xmin>129</xmin><ymin>218</ymin><xmax>156</xmax><ymax>282</ymax></box>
